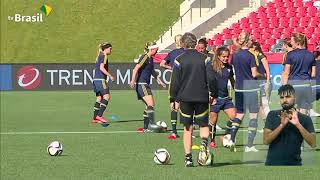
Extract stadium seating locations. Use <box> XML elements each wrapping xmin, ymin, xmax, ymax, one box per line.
<box><xmin>208</xmin><ymin>0</ymin><xmax>320</xmax><ymax>52</ymax></box>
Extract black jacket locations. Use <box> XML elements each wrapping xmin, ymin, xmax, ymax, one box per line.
<box><xmin>169</xmin><ymin>49</ymin><xmax>217</xmax><ymax>103</ymax></box>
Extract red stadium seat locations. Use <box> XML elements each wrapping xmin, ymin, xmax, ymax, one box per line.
<box><xmin>306</xmin><ymin>26</ymin><xmax>315</xmax><ymax>33</ymax></box>
<box><xmin>209</xmin><ymin>0</ymin><xmax>320</xmax><ymax>53</ymax></box>
<box><xmin>309</xmin><ymin>20</ymin><xmax>319</xmax><ymax>27</ymax></box>
<box><xmin>231</xmin><ymin>23</ymin><xmax>240</xmax><ymax>29</ymax></box>
<box><xmin>240</xmin><ymin>17</ymin><xmax>249</xmax><ymax>24</ymax></box>
<box><xmin>223</xmin><ymin>28</ymin><xmax>232</xmax><ymax>34</ymax></box>
<box><xmin>294</xmin><ymin>27</ymin><xmax>305</xmax><ymax>33</ymax></box>
<box><xmin>272</xmin><ymin>32</ymin><xmax>282</xmax><ymax>39</ymax></box>
<box><xmin>305</xmin><ymin>1</ymin><xmax>314</xmax><ymax>8</ymax></box>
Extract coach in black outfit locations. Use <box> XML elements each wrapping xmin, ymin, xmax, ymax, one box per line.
<box><xmin>169</xmin><ymin>32</ymin><xmax>217</xmax><ymax>167</ymax></box>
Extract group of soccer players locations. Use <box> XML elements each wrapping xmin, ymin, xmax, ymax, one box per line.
<box><xmin>91</xmin><ymin>30</ymin><xmax>319</xmax><ymax>167</ymax></box>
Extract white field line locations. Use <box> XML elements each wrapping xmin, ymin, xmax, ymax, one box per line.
<box><xmin>0</xmin><ymin>129</ymin><xmax>319</xmax><ymax>135</ymax></box>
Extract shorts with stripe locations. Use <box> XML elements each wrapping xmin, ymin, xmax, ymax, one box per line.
<box><xmin>210</xmin><ymin>97</ymin><xmax>234</xmax><ymax>113</ymax></box>
<box><xmin>235</xmin><ymin>90</ymin><xmax>259</xmax><ymax>113</ymax></box>
<box><xmin>179</xmin><ymin>102</ymin><xmax>209</xmax><ymax>126</ymax></box>
<box><xmin>136</xmin><ymin>83</ymin><xmax>152</xmax><ymax>100</ymax></box>
<box><xmin>93</xmin><ymin>80</ymin><xmax>110</xmax><ymax>96</ymax></box>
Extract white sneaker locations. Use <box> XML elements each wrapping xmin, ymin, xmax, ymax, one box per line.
<box><xmin>310</xmin><ymin>109</ymin><xmax>320</xmax><ymax>117</ymax></box>
<box><xmin>245</xmin><ymin>146</ymin><xmax>259</xmax><ymax>152</ymax></box>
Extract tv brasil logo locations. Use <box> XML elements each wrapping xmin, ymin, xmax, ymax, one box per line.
<box><xmin>17</xmin><ymin>66</ymin><xmax>42</xmax><ymax>90</ymax></box>
<box><xmin>7</xmin><ymin>4</ymin><xmax>52</xmax><ymax>23</ymax></box>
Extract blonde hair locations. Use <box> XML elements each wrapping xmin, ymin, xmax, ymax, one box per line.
<box><xmin>291</xmin><ymin>33</ymin><xmax>308</xmax><ymax>49</ymax></box>
<box><xmin>144</xmin><ymin>41</ymin><xmax>157</xmax><ymax>52</ymax></box>
<box><xmin>238</xmin><ymin>32</ymin><xmax>251</xmax><ymax>47</ymax></box>
<box><xmin>175</xmin><ymin>34</ymin><xmax>182</xmax><ymax>48</ymax></box>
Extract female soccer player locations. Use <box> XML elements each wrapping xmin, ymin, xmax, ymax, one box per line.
<box><xmin>230</xmin><ymin>32</ymin><xmax>262</xmax><ymax>152</ymax></box>
<box><xmin>92</xmin><ymin>42</ymin><xmax>115</xmax><ymax>124</ymax></box>
<box><xmin>281</xmin><ymin>38</ymin><xmax>293</xmax><ymax>65</ymax></box>
<box><xmin>310</xmin><ymin>51</ymin><xmax>320</xmax><ymax>116</ymax></box>
<box><xmin>207</xmin><ymin>46</ymin><xmax>236</xmax><ymax>149</ymax></box>
<box><xmin>160</xmin><ymin>34</ymin><xmax>184</xmax><ymax>138</ymax></box>
<box><xmin>130</xmin><ymin>42</ymin><xmax>166</xmax><ymax>132</ymax></box>
<box><xmin>282</xmin><ymin>33</ymin><xmax>316</xmax><ymax>115</ymax></box>
<box><xmin>250</xmin><ymin>42</ymin><xmax>271</xmax><ymax>122</ymax></box>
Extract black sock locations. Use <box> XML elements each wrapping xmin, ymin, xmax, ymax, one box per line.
<box><xmin>146</xmin><ymin>106</ymin><xmax>154</xmax><ymax>124</ymax></box>
<box><xmin>209</xmin><ymin>122</ymin><xmax>216</xmax><ymax>141</ymax></box>
<box><xmin>225</xmin><ymin>120</ymin><xmax>232</xmax><ymax>134</ymax></box>
<box><xmin>97</xmin><ymin>99</ymin><xmax>108</xmax><ymax>117</ymax></box>
<box><xmin>201</xmin><ymin>137</ymin><xmax>209</xmax><ymax>147</ymax></box>
<box><xmin>247</xmin><ymin>119</ymin><xmax>258</xmax><ymax>147</ymax></box>
<box><xmin>143</xmin><ymin>110</ymin><xmax>149</xmax><ymax>129</ymax></box>
<box><xmin>230</xmin><ymin>118</ymin><xmax>241</xmax><ymax>142</ymax></box>
<box><xmin>93</xmin><ymin>101</ymin><xmax>100</xmax><ymax>119</ymax></box>
<box><xmin>171</xmin><ymin>111</ymin><xmax>178</xmax><ymax>134</ymax></box>
<box><xmin>185</xmin><ymin>153</ymin><xmax>192</xmax><ymax>161</ymax></box>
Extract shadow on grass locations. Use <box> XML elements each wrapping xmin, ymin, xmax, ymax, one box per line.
<box><xmin>210</xmin><ymin>160</ymin><xmax>264</xmax><ymax>167</ymax></box>
<box><xmin>109</xmin><ymin>119</ymin><xmax>143</xmax><ymax>123</ymax></box>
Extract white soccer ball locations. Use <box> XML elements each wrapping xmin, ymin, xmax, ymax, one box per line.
<box><xmin>47</xmin><ymin>141</ymin><xmax>63</xmax><ymax>156</ymax></box>
<box><xmin>153</xmin><ymin>148</ymin><xmax>170</xmax><ymax>165</ymax></box>
<box><xmin>156</xmin><ymin>121</ymin><xmax>167</xmax><ymax>131</ymax></box>
<box><xmin>222</xmin><ymin>134</ymin><xmax>232</xmax><ymax>148</ymax></box>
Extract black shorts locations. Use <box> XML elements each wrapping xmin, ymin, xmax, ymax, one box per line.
<box><xmin>93</xmin><ymin>80</ymin><xmax>110</xmax><ymax>96</ymax></box>
<box><xmin>235</xmin><ymin>90</ymin><xmax>259</xmax><ymax>113</ymax></box>
<box><xmin>179</xmin><ymin>102</ymin><xmax>209</xmax><ymax>126</ymax></box>
<box><xmin>136</xmin><ymin>83</ymin><xmax>152</xmax><ymax>100</ymax></box>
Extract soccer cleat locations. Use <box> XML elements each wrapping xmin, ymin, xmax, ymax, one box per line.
<box><xmin>229</xmin><ymin>142</ymin><xmax>237</xmax><ymax>152</ymax></box>
<box><xmin>244</xmin><ymin>146</ymin><xmax>259</xmax><ymax>152</ymax></box>
<box><xmin>91</xmin><ymin>119</ymin><xmax>100</xmax><ymax>124</ymax></box>
<box><xmin>185</xmin><ymin>157</ymin><xmax>194</xmax><ymax>167</ymax></box>
<box><xmin>209</xmin><ymin>140</ymin><xmax>217</xmax><ymax>149</ymax></box>
<box><xmin>197</xmin><ymin>145</ymin><xmax>209</xmax><ymax>166</ymax></box>
<box><xmin>95</xmin><ymin>116</ymin><xmax>108</xmax><ymax>123</ymax></box>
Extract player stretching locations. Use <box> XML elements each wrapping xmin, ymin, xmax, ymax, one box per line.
<box><xmin>206</xmin><ymin>46</ymin><xmax>236</xmax><ymax>149</ymax></box>
<box><xmin>92</xmin><ymin>42</ymin><xmax>115</xmax><ymax>124</ymax></box>
<box><xmin>160</xmin><ymin>34</ymin><xmax>184</xmax><ymax>138</ymax></box>
<box><xmin>170</xmin><ymin>33</ymin><xmax>217</xmax><ymax>167</ymax></box>
<box><xmin>130</xmin><ymin>42</ymin><xmax>166</xmax><ymax>132</ymax></box>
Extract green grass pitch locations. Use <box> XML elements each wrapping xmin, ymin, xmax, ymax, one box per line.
<box><xmin>1</xmin><ymin>0</ymin><xmax>183</xmax><ymax>63</ymax></box>
<box><xmin>1</xmin><ymin>91</ymin><xmax>319</xmax><ymax>180</ymax></box>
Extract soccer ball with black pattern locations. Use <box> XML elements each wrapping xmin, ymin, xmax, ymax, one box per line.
<box><xmin>156</xmin><ymin>121</ymin><xmax>168</xmax><ymax>132</ymax></box>
<box><xmin>47</xmin><ymin>141</ymin><xmax>63</xmax><ymax>156</ymax></box>
<box><xmin>153</xmin><ymin>148</ymin><xmax>170</xmax><ymax>165</ymax></box>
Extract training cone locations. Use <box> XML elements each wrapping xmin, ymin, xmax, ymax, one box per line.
<box><xmin>167</xmin><ymin>134</ymin><xmax>177</xmax><ymax>140</ymax></box>
<box><xmin>137</xmin><ymin>127</ymin><xmax>144</xmax><ymax>132</ymax></box>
